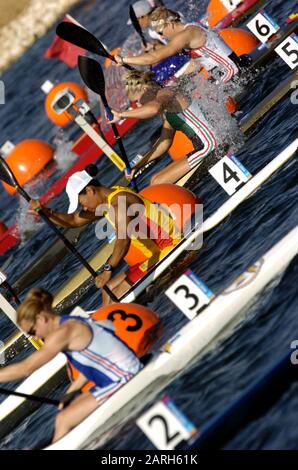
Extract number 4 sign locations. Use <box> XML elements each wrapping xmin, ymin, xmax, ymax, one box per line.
<box><xmin>209</xmin><ymin>155</ymin><xmax>252</xmax><ymax>196</ymax></box>
<box><xmin>220</xmin><ymin>0</ymin><xmax>242</xmax><ymax>12</ymax></box>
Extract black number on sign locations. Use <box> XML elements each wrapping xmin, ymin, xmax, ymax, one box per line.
<box><xmin>107</xmin><ymin>309</ymin><xmax>143</xmax><ymax>332</ymax></box>
<box><xmin>223</xmin><ymin>162</ymin><xmax>240</xmax><ymax>184</ymax></box>
<box><xmin>255</xmin><ymin>19</ymin><xmax>271</xmax><ymax>37</ymax></box>
<box><xmin>174</xmin><ymin>285</ymin><xmax>199</xmax><ymax>311</ymax></box>
<box><xmin>281</xmin><ymin>41</ymin><xmax>298</xmax><ymax>65</ymax></box>
<box><xmin>148</xmin><ymin>415</ymin><xmax>180</xmax><ymax>446</ymax></box>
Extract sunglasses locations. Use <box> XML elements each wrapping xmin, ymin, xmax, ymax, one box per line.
<box><xmin>27</xmin><ymin>321</ymin><xmax>37</xmax><ymax>337</ymax></box>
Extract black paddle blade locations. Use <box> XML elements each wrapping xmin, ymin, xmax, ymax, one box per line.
<box><xmin>0</xmin><ymin>156</ymin><xmax>19</xmax><ymax>187</ymax></box>
<box><xmin>78</xmin><ymin>56</ymin><xmax>107</xmax><ymax>101</ymax></box>
<box><xmin>56</xmin><ymin>22</ymin><xmax>112</xmax><ymax>59</ymax></box>
<box><xmin>129</xmin><ymin>5</ymin><xmax>147</xmax><ymax>48</ymax></box>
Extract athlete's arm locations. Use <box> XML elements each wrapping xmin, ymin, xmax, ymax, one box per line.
<box><xmin>0</xmin><ymin>329</ymin><xmax>69</xmax><ymax>382</ymax></box>
<box><xmin>134</xmin><ymin>119</ymin><xmax>175</xmax><ymax>170</ymax></box>
<box><xmin>116</xmin><ymin>31</ymin><xmax>190</xmax><ymax>66</ymax></box>
<box><xmin>108</xmin><ymin>196</ymin><xmax>134</xmax><ymax>268</ymax></box>
<box><xmin>29</xmin><ymin>200</ymin><xmax>97</xmax><ymax>228</ymax></box>
<box><xmin>111</xmin><ymin>100</ymin><xmax>162</xmax><ymax>122</ymax></box>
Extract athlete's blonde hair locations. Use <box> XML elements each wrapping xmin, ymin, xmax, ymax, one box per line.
<box><xmin>150</xmin><ymin>6</ymin><xmax>180</xmax><ymax>29</ymax></box>
<box><xmin>17</xmin><ymin>288</ymin><xmax>53</xmax><ymax>324</ymax></box>
<box><xmin>124</xmin><ymin>70</ymin><xmax>158</xmax><ymax>95</ymax></box>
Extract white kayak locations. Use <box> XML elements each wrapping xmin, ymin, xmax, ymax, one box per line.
<box><xmin>45</xmin><ymin>222</ymin><xmax>298</xmax><ymax>449</ymax></box>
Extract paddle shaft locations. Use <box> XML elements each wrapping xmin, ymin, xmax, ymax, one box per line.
<box><xmin>0</xmin><ymin>387</ymin><xmax>59</xmax><ymax>406</ymax></box>
<box><xmin>99</xmin><ymin>94</ymin><xmax>139</xmax><ymax>192</ymax></box>
<box><xmin>1</xmin><ymin>281</ymin><xmax>20</xmax><ymax>305</ymax></box>
<box><xmin>15</xmin><ymin>185</ymin><xmax>118</xmax><ymax>302</ymax></box>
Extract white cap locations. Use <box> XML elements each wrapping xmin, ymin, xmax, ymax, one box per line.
<box><xmin>66</xmin><ymin>170</ymin><xmax>93</xmax><ymax>214</ymax></box>
<box><xmin>127</xmin><ymin>0</ymin><xmax>153</xmax><ymax>25</ymax></box>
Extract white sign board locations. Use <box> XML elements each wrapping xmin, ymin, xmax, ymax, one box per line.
<box><xmin>0</xmin><ymin>271</ymin><xmax>7</xmax><ymax>286</ymax></box>
<box><xmin>275</xmin><ymin>34</ymin><xmax>298</xmax><ymax>70</ymax></box>
<box><xmin>247</xmin><ymin>11</ymin><xmax>279</xmax><ymax>43</ymax></box>
<box><xmin>166</xmin><ymin>270</ymin><xmax>214</xmax><ymax>320</ymax></box>
<box><xmin>137</xmin><ymin>396</ymin><xmax>198</xmax><ymax>450</ymax></box>
<box><xmin>220</xmin><ymin>0</ymin><xmax>242</xmax><ymax>13</ymax></box>
<box><xmin>209</xmin><ymin>154</ymin><xmax>251</xmax><ymax>196</ymax></box>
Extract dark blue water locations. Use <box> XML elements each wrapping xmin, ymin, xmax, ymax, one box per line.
<box><xmin>0</xmin><ymin>0</ymin><xmax>297</xmax><ymax>450</ymax></box>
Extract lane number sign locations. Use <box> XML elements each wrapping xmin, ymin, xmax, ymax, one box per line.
<box><xmin>247</xmin><ymin>11</ymin><xmax>280</xmax><ymax>43</ymax></box>
<box><xmin>0</xmin><ymin>271</ymin><xmax>7</xmax><ymax>286</ymax></box>
<box><xmin>166</xmin><ymin>270</ymin><xmax>214</xmax><ymax>320</ymax></box>
<box><xmin>209</xmin><ymin>155</ymin><xmax>252</xmax><ymax>196</ymax></box>
<box><xmin>220</xmin><ymin>0</ymin><xmax>242</xmax><ymax>13</ymax></box>
<box><xmin>275</xmin><ymin>34</ymin><xmax>298</xmax><ymax>70</ymax></box>
<box><xmin>137</xmin><ymin>396</ymin><xmax>198</xmax><ymax>450</ymax></box>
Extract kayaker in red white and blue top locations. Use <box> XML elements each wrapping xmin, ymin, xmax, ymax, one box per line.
<box><xmin>0</xmin><ymin>288</ymin><xmax>142</xmax><ymax>443</ymax></box>
<box><xmin>116</xmin><ymin>6</ymin><xmax>239</xmax><ymax>84</ymax></box>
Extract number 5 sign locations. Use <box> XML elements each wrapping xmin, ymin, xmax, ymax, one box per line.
<box><xmin>220</xmin><ymin>0</ymin><xmax>242</xmax><ymax>12</ymax></box>
<box><xmin>275</xmin><ymin>34</ymin><xmax>298</xmax><ymax>70</ymax></box>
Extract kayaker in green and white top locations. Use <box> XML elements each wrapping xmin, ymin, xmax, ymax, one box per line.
<box><xmin>110</xmin><ymin>70</ymin><xmax>221</xmax><ymax>185</ymax></box>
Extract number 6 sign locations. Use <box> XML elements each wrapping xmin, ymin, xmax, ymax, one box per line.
<box><xmin>247</xmin><ymin>11</ymin><xmax>279</xmax><ymax>43</ymax></box>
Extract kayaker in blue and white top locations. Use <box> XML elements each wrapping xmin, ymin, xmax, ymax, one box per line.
<box><xmin>0</xmin><ymin>288</ymin><xmax>142</xmax><ymax>443</ymax></box>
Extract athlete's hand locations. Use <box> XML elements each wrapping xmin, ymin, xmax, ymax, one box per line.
<box><xmin>125</xmin><ymin>168</ymin><xmax>136</xmax><ymax>181</ymax></box>
<box><xmin>109</xmin><ymin>110</ymin><xmax>122</xmax><ymax>124</ymax></box>
<box><xmin>114</xmin><ymin>54</ymin><xmax>125</xmax><ymax>67</ymax></box>
<box><xmin>28</xmin><ymin>199</ymin><xmax>42</xmax><ymax>215</ymax></box>
<box><xmin>95</xmin><ymin>271</ymin><xmax>112</xmax><ymax>289</ymax></box>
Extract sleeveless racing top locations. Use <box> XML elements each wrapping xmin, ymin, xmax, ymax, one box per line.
<box><xmin>60</xmin><ymin>315</ymin><xmax>141</xmax><ymax>387</ymax></box>
<box><xmin>105</xmin><ymin>186</ymin><xmax>182</xmax><ymax>270</ymax></box>
<box><xmin>183</xmin><ymin>23</ymin><xmax>238</xmax><ymax>83</ymax></box>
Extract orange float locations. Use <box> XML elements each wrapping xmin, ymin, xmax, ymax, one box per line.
<box><xmin>206</xmin><ymin>0</ymin><xmax>229</xmax><ymax>28</ymax></box>
<box><xmin>105</xmin><ymin>47</ymin><xmax>121</xmax><ymax>69</ymax></box>
<box><xmin>67</xmin><ymin>303</ymin><xmax>161</xmax><ymax>391</ymax></box>
<box><xmin>2</xmin><ymin>140</ymin><xmax>54</xmax><ymax>195</ymax></box>
<box><xmin>124</xmin><ymin>184</ymin><xmax>199</xmax><ymax>266</ymax></box>
<box><xmin>0</xmin><ymin>221</ymin><xmax>7</xmax><ymax>236</ymax></box>
<box><xmin>219</xmin><ymin>28</ymin><xmax>259</xmax><ymax>56</ymax></box>
<box><xmin>45</xmin><ymin>82</ymin><xmax>88</xmax><ymax>127</ymax></box>
<box><xmin>141</xmin><ymin>184</ymin><xmax>199</xmax><ymax>231</ymax></box>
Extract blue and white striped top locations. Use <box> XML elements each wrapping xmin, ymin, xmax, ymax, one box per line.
<box><xmin>60</xmin><ymin>315</ymin><xmax>142</xmax><ymax>387</ymax></box>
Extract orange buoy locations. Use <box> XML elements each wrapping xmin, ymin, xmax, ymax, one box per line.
<box><xmin>105</xmin><ymin>47</ymin><xmax>121</xmax><ymax>69</ymax></box>
<box><xmin>141</xmin><ymin>184</ymin><xmax>200</xmax><ymax>231</ymax></box>
<box><xmin>67</xmin><ymin>303</ymin><xmax>161</xmax><ymax>391</ymax></box>
<box><xmin>169</xmin><ymin>132</ymin><xmax>195</xmax><ymax>161</ymax></box>
<box><xmin>45</xmin><ymin>82</ymin><xmax>88</xmax><ymax>127</ymax></box>
<box><xmin>2</xmin><ymin>140</ymin><xmax>54</xmax><ymax>195</ymax></box>
<box><xmin>124</xmin><ymin>185</ymin><xmax>199</xmax><ymax>266</ymax></box>
<box><xmin>0</xmin><ymin>221</ymin><xmax>7</xmax><ymax>236</ymax></box>
<box><xmin>206</xmin><ymin>0</ymin><xmax>229</xmax><ymax>28</ymax></box>
<box><xmin>219</xmin><ymin>28</ymin><xmax>259</xmax><ymax>56</ymax></box>
<box><xmin>93</xmin><ymin>303</ymin><xmax>161</xmax><ymax>357</ymax></box>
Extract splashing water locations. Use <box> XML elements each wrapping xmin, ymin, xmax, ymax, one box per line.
<box><xmin>53</xmin><ymin>131</ymin><xmax>77</xmax><ymax>172</ymax></box>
